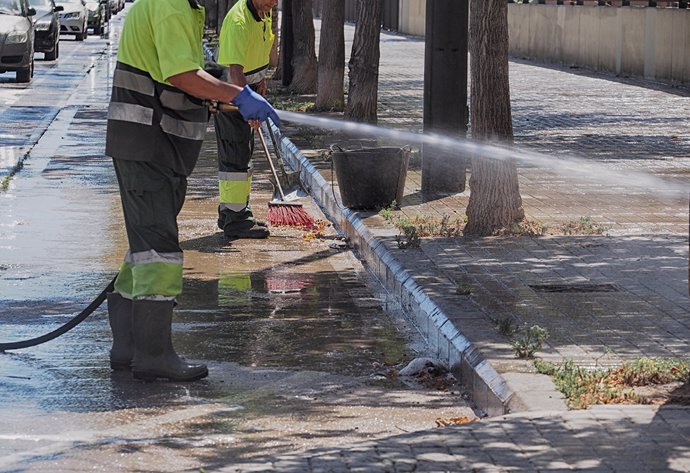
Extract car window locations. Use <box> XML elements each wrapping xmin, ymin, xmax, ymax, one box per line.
<box><xmin>0</xmin><ymin>0</ymin><xmax>23</xmax><ymax>15</ymax></box>
<box><xmin>29</xmin><ymin>0</ymin><xmax>52</xmax><ymax>8</ymax></box>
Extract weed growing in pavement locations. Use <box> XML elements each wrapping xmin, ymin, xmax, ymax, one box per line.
<box><xmin>496</xmin><ymin>316</ymin><xmax>519</xmax><ymax>337</ymax></box>
<box><xmin>385</xmin><ymin>213</ymin><xmax>465</xmax><ymax>240</ymax></box>
<box><xmin>499</xmin><ymin>219</ymin><xmax>548</xmax><ymax>236</ymax></box>
<box><xmin>409</xmin><ymin>214</ymin><xmax>465</xmax><ymax>238</ymax></box>
<box><xmin>561</xmin><ymin>216</ymin><xmax>610</xmax><ymax>235</ymax></box>
<box><xmin>456</xmin><ymin>285</ymin><xmax>472</xmax><ymax>295</ymax></box>
<box><xmin>1</xmin><ymin>160</ymin><xmax>24</xmax><ymax>192</ymax></box>
<box><xmin>378</xmin><ymin>203</ymin><xmax>463</xmax><ymax>247</ymax></box>
<box><xmin>378</xmin><ymin>200</ymin><xmax>399</xmax><ymax>222</ymax></box>
<box><xmin>511</xmin><ymin>324</ymin><xmax>549</xmax><ymax>358</ymax></box>
<box><xmin>396</xmin><ymin>220</ymin><xmax>421</xmax><ymax>249</ymax></box>
<box><xmin>594</xmin><ymin>346</ymin><xmax>614</xmax><ymax>368</ymax></box>
<box><xmin>493</xmin><ymin>216</ymin><xmax>612</xmax><ymax>237</ymax></box>
<box><xmin>617</xmin><ymin>357</ymin><xmax>690</xmax><ymax>385</ymax></box>
<box><xmin>534</xmin><ymin>357</ymin><xmax>690</xmax><ymax>409</ymax></box>
<box><xmin>264</xmin><ymin>91</ymin><xmax>314</xmax><ymax>113</ymax></box>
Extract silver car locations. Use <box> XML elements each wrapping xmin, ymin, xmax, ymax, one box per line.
<box><xmin>56</xmin><ymin>0</ymin><xmax>85</xmax><ymax>41</ymax></box>
<box><xmin>0</xmin><ymin>0</ymin><xmax>36</xmax><ymax>82</ymax></box>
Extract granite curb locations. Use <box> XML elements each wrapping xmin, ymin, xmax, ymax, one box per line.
<box><xmin>271</xmin><ymin>121</ymin><xmax>537</xmax><ymax>417</ymax></box>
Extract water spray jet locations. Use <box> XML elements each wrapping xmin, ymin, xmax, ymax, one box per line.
<box><xmin>277</xmin><ymin>110</ymin><xmax>688</xmax><ymax>200</ymax></box>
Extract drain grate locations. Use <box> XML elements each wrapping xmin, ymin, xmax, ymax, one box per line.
<box><xmin>529</xmin><ymin>283</ymin><xmax>619</xmax><ymax>293</ymax></box>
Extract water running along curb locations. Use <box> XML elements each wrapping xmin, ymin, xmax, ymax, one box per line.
<box><xmin>268</xmin><ymin>122</ymin><xmax>538</xmax><ymax>416</ymax></box>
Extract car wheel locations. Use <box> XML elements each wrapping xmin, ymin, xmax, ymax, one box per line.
<box><xmin>45</xmin><ymin>40</ymin><xmax>58</xmax><ymax>60</ymax></box>
<box><xmin>17</xmin><ymin>60</ymin><xmax>32</xmax><ymax>83</ymax></box>
<box><xmin>77</xmin><ymin>21</ymin><xmax>87</xmax><ymax>40</ymax></box>
<box><xmin>16</xmin><ymin>69</ymin><xmax>30</xmax><ymax>82</ymax></box>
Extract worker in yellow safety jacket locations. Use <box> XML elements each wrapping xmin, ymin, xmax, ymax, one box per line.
<box><xmin>214</xmin><ymin>0</ymin><xmax>278</xmax><ymax>240</ymax></box>
<box><xmin>105</xmin><ymin>0</ymin><xmax>279</xmax><ymax>382</ymax></box>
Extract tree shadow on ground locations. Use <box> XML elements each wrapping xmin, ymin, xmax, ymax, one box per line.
<box><xmin>206</xmin><ymin>403</ymin><xmax>690</xmax><ymax>472</ymax></box>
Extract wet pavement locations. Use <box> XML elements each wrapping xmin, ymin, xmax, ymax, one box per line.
<box><xmin>0</xmin><ymin>7</ymin><xmax>477</xmax><ymax>472</ymax></box>
<box><xmin>282</xmin><ymin>18</ymin><xmax>690</xmax><ymax>392</ymax></box>
<box><xmin>225</xmin><ymin>17</ymin><xmax>689</xmax><ymax>473</ymax></box>
<box><xmin>1</xmin><ymin>8</ymin><xmax>689</xmax><ymax>473</ymax></box>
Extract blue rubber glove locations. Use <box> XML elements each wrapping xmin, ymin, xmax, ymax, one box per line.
<box><xmin>230</xmin><ymin>85</ymin><xmax>281</xmax><ymax>127</ymax></box>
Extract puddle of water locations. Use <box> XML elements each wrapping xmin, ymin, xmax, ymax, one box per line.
<box><xmin>177</xmin><ymin>269</ymin><xmax>411</xmax><ymax>378</ymax></box>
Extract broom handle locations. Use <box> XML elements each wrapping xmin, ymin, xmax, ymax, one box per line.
<box><xmin>265</xmin><ymin>118</ymin><xmax>290</xmax><ymax>178</ymax></box>
<box><xmin>257</xmin><ymin>126</ymin><xmax>286</xmax><ymax>201</ymax></box>
<box><xmin>214</xmin><ymin>102</ymin><xmax>239</xmax><ymax>112</ymax></box>
<box><xmin>209</xmin><ymin>101</ymin><xmax>286</xmax><ymax>200</ymax></box>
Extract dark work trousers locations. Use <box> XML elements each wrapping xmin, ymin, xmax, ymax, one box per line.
<box><xmin>213</xmin><ymin>108</ymin><xmax>259</xmax><ymax>232</ymax></box>
<box><xmin>112</xmin><ymin>158</ymin><xmax>187</xmax><ymax>298</ymax></box>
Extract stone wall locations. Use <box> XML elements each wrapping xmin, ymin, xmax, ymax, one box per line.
<box><xmin>396</xmin><ymin>2</ymin><xmax>690</xmax><ymax>86</ymax></box>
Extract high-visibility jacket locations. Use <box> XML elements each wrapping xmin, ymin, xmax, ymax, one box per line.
<box><xmin>105</xmin><ymin>0</ymin><xmax>209</xmax><ymax>177</ymax></box>
<box><xmin>217</xmin><ymin>0</ymin><xmax>275</xmax><ymax>86</ymax></box>
<box><xmin>105</xmin><ymin>0</ymin><xmax>208</xmax><ymax>299</ymax></box>
<box><xmin>216</xmin><ymin>0</ymin><xmax>274</xmax><ymax>214</ymax></box>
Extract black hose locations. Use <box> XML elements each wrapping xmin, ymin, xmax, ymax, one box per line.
<box><xmin>0</xmin><ymin>275</ymin><xmax>117</xmax><ymax>352</ymax></box>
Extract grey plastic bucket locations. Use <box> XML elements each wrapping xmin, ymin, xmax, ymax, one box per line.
<box><xmin>331</xmin><ymin>146</ymin><xmax>410</xmax><ymax>210</ymax></box>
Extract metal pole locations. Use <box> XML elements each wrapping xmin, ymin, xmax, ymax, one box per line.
<box><xmin>421</xmin><ymin>0</ymin><xmax>469</xmax><ymax>196</ymax></box>
<box><xmin>280</xmin><ymin>0</ymin><xmax>294</xmax><ymax>86</ymax></box>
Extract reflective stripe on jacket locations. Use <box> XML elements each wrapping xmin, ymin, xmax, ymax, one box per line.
<box><xmin>106</xmin><ymin>62</ymin><xmax>209</xmax><ymax>177</ymax></box>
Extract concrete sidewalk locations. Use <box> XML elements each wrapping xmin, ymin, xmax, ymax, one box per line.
<box><xmin>243</xmin><ymin>21</ymin><xmax>690</xmax><ymax>472</ymax></box>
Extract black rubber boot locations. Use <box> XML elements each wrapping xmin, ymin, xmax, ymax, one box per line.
<box><xmin>131</xmin><ymin>300</ymin><xmax>208</xmax><ymax>382</ymax></box>
<box><xmin>107</xmin><ymin>292</ymin><xmax>134</xmax><ymax>370</ymax></box>
<box><xmin>218</xmin><ymin>205</ymin><xmax>268</xmax><ymax>232</ymax></box>
<box><xmin>218</xmin><ymin>213</ymin><xmax>267</xmax><ymax>229</ymax></box>
<box><xmin>224</xmin><ymin>222</ymin><xmax>270</xmax><ymax>239</ymax></box>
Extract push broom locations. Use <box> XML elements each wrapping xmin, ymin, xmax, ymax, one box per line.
<box><xmin>207</xmin><ymin>101</ymin><xmax>316</xmax><ymax>230</ymax></box>
<box><xmin>256</xmin><ymin>121</ymin><xmax>316</xmax><ymax>230</ymax></box>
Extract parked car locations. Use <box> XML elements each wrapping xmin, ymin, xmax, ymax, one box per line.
<box><xmin>108</xmin><ymin>0</ymin><xmax>121</xmax><ymax>15</ymax></box>
<box><xmin>55</xmin><ymin>0</ymin><xmax>86</xmax><ymax>41</ymax></box>
<box><xmin>0</xmin><ymin>0</ymin><xmax>35</xmax><ymax>82</ymax></box>
<box><xmin>84</xmin><ymin>0</ymin><xmax>105</xmax><ymax>34</ymax></box>
<box><xmin>28</xmin><ymin>0</ymin><xmax>61</xmax><ymax>60</ymax></box>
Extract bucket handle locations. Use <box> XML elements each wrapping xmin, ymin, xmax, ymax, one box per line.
<box><xmin>324</xmin><ymin>145</ymin><xmax>340</xmax><ymax>210</ymax></box>
<box><xmin>328</xmin><ymin>144</ymin><xmax>344</xmax><ymax>155</ymax></box>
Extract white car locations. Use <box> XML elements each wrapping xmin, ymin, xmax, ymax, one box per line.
<box><xmin>0</xmin><ymin>0</ymin><xmax>36</xmax><ymax>82</ymax></box>
<box><xmin>55</xmin><ymin>0</ymin><xmax>86</xmax><ymax>40</ymax></box>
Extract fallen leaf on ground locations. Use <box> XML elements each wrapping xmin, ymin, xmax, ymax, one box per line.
<box><xmin>435</xmin><ymin>416</ymin><xmax>478</xmax><ymax>427</ymax></box>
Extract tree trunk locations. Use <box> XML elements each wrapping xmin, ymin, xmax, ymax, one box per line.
<box><xmin>269</xmin><ymin>5</ymin><xmax>279</xmax><ymax>68</ymax></box>
<box><xmin>204</xmin><ymin>0</ymin><xmax>218</xmax><ymax>35</ymax></box>
<box><xmin>314</xmin><ymin>0</ymin><xmax>345</xmax><ymax>111</ymax></box>
<box><xmin>464</xmin><ymin>0</ymin><xmax>524</xmax><ymax>236</ymax></box>
<box><xmin>289</xmin><ymin>0</ymin><xmax>318</xmax><ymax>94</ymax></box>
<box><xmin>345</xmin><ymin>0</ymin><xmax>382</xmax><ymax>123</ymax></box>
<box><xmin>421</xmin><ymin>0</ymin><xmax>469</xmax><ymax>196</ymax></box>
<box><xmin>276</xmin><ymin>0</ymin><xmax>293</xmax><ymax>83</ymax></box>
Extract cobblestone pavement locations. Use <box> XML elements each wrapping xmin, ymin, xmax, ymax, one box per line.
<box><xmin>234</xmin><ymin>20</ymin><xmax>690</xmax><ymax>472</ymax></box>
<box><xmin>226</xmin><ymin>405</ymin><xmax>690</xmax><ymax>473</ymax></box>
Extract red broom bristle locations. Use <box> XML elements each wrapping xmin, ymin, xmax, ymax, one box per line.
<box><xmin>267</xmin><ymin>203</ymin><xmax>316</xmax><ymax>230</ymax></box>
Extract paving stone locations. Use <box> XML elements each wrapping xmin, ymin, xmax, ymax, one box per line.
<box><xmin>243</xmin><ymin>17</ymin><xmax>690</xmax><ymax>473</ymax></box>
